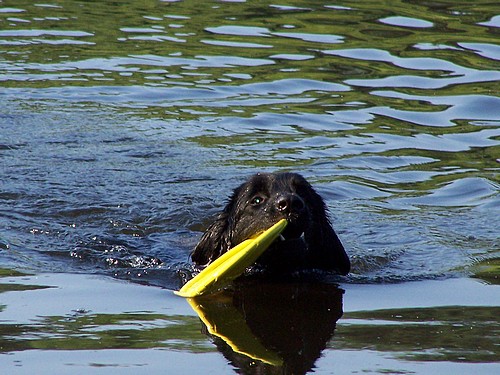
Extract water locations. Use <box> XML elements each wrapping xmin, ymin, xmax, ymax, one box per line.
<box><xmin>1</xmin><ymin>1</ymin><xmax>499</xmax><ymax>374</ymax></box>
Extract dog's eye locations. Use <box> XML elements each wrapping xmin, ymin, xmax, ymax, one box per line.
<box><xmin>250</xmin><ymin>196</ymin><xmax>265</xmax><ymax>206</ymax></box>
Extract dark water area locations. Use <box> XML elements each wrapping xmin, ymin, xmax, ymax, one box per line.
<box><xmin>1</xmin><ymin>1</ymin><xmax>499</xmax><ymax>374</ymax></box>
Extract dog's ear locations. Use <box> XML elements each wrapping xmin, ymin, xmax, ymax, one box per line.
<box><xmin>304</xmin><ymin>188</ymin><xmax>351</xmax><ymax>275</ymax></box>
<box><xmin>190</xmin><ymin>186</ymin><xmax>242</xmax><ymax>266</ymax></box>
<box><xmin>190</xmin><ymin>212</ymin><xmax>231</xmax><ymax>266</ymax></box>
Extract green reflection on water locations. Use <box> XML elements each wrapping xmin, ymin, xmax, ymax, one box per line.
<box><xmin>0</xmin><ymin>310</ymin><xmax>209</xmax><ymax>353</ymax></box>
<box><xmin>0</xmin><ymin>269</ymin><xmax>209</xmax><ymax>353</ymax></box>
<box><xmin>0</xmin><ymin>269</ymin><xmax>49</xmax><ymax>294</ymax></box>
<box><xmin>336</xmin><ymin>305</ymin><xmax>500</xmax><ymax>363</ymax></box>
<box><xmin>2</xmin><ymin>0</ymin><xmax>498</xmax><ymax>90</ymax></box>
<box><xmin>473</xmin><ymin>257</ymin><xmax>500</xmax><ymax>285</ymax></box>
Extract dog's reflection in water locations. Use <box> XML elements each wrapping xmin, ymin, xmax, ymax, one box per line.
<box><xmin>188</xmin><ymin>280</ymin><xmax>344</xmax><ymax>375</ymax></box>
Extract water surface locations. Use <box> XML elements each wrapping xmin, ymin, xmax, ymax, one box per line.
<box><xmin>1</xmin><ymin>1</ymin><xmax>499</xmax><ymax>374</ymax></box>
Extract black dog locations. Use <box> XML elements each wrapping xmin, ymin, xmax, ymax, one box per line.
<box><xmin>191</xmin><ymin>172</ymin><xmax>350</xmax><ymax>275</ymax></box>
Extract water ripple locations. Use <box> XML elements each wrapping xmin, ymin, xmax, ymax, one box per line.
<box><xmin>0</xmin><ymin>0</ymin><xmax>498</xmax><ymax>285</ymax></box>
<box><xmin>325</xmin><ymin>48</ymin><xmax>500</xmax><ymax>89</ymax></box>
<box><xmin>380</xmin><ymin>16</ymin><xmax>434</xmax><ymax>28</ymax></box>
<box><xmin>369</xmin><ymin>93</ymin><xmax>500</xmax><ymax>126</ymax></box>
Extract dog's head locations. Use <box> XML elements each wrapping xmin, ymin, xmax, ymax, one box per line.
<box><xmin>191</xmin><ymin>172</ymin><xmax>350</xmax><ymax>275</ymax></box>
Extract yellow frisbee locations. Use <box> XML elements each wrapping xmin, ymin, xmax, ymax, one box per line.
<box><xmin>175</xmin><ymin>219</ymin><xmax>287</xmax><ymax>297</ymax></box>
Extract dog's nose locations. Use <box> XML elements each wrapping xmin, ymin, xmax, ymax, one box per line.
<box><xmin>275</xmin><ymin>194</ymin><xmax>305</xmax><ymax>213</ymax></box>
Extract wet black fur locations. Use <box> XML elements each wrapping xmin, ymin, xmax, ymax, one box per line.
<box><xmin>191</xmin><ymin>172</ymin><xmax>350</xmax><ymax>275</ymax></box>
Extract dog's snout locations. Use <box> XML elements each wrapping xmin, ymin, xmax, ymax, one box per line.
<box><xmin>275</xmin><ymin>194</ymin><xmax>305</xmax><ymax>213</ymax></box>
